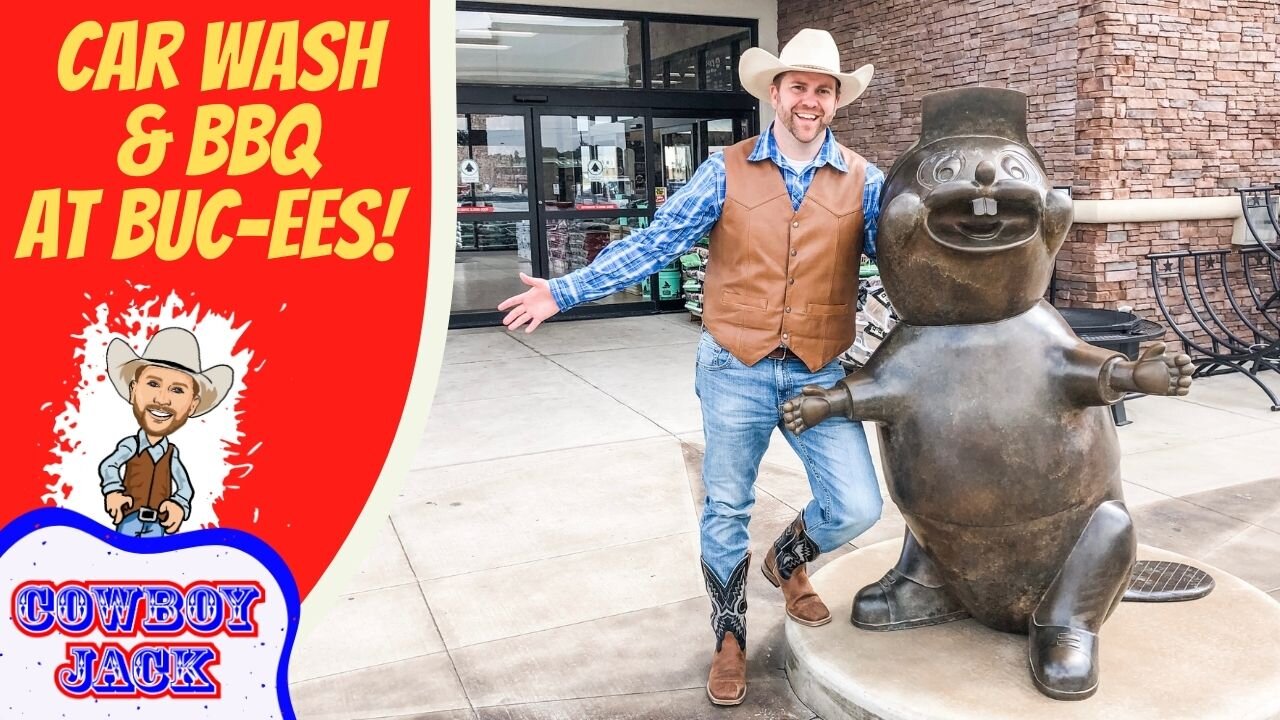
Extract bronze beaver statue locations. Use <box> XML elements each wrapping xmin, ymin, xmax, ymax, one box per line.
<box><xmin>782</xmin><ymin>87</ymin><xmax>1196</xmax><ymax>701</ymax></box>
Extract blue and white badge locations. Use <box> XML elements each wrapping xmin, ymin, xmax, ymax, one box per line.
<box><xmin>0</xmin><ymin>508</ymin><xmax>298</xmax><ymax>718</ymax></box>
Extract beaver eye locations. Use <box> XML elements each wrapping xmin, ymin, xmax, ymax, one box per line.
<box><xmin>933</xmin><ymin>155</ymin><xmax>963</xmax><ymax>183</ymax></box>
<box><xmin>1001</xmin><ymin>153</ymin><xmax>1030</xmax><ymax>180</ymax></box>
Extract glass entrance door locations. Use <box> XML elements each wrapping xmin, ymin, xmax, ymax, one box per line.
<box><xmin>653</xmin><ymin>116</ymin><xmax>748</xmax><ymax>199</ymax></box>
<box><xmin>537</xmin><ymin>112</ymin><xmax>652</xmax><ymax>307</ymax></box>
<box><xmin>452</xmin><ymin>105</ymin><xmax>752</xmax><ymax>326</ymax></box>
<box><xmin>454</xmin><ymin>107</ymin><xmax>538</xmax><ymax>315</ymax></box>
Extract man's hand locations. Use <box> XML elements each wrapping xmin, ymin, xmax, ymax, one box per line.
<box><xmin>497</xmin><ymin>272</ymin><xmax>560</xmax><ymax>333</ymax></box>
<box><xmin>104</xmin><ymin>492</ymin><xmax>132</xmax><ymax>524</ymax></box>
<box><xmin>158</xmin><ymin>500</ymin><xmax>185</xmax><ymax>534</ymax></box>
<box><xmin>781</xmin><ymin>385</ymin><xmax>850</xmax><ymax>435</ymax></box>
<box><xmin>1112</xmin><ymin>342</ymin><xmax>1193</xmax><ymax>397</ymax></box>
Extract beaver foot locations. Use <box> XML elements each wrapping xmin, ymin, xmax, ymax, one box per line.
<box><xmin>851</xmin><ymin>568</ymin><xmax>970</xmax><ymax>631</ymax></box>
<box><xmin>1029</xmin><ymin>621</ymin><xmax>1099</xmax><ymax>700</ymax></box>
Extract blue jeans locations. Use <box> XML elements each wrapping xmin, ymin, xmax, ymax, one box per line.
<box><xmin>116</xmin><ymin>511</ymin><xmax>166</xmax><ymax>538</ymax></box>
<box><xmin>695</xmin><ymin>331</ymin><xmax>883</xmax><ymax>584</ymax></box>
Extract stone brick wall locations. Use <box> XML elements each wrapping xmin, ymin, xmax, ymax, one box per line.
<box><xmin>1074</xmin><ymin>0</ymin><xmax>1280</xmax><ymax>200</ymax></box>
<box><xmin>779</xmin><ymin>0</ymin><xmax>1280</xmax><ymax>352</ymax></box>
<box><xmin>783</xmin><ymin>0</ymin><xmax>1079</xmax><ymax>185</ymax></box>
<box><xmin>1067</xmin><ymin>0</ymin><xmax>1280</xmax><ymax>348</ymax></box>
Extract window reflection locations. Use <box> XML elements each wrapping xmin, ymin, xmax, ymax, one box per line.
<box><xmin>452</xmin><ymin>220</ymin><xmax>532</xmax><ymax>314</ymax></box>
<box><xmin>457</xmin><ymin>113</ymin><xmax>530</xmax><ymax>213</ymax></box>
<box><xmin>540</xmin><ymin>116</ymin><xmax>648</xmax><ymax>210</ymax></box>
<box><xmin>547</xmin><ymin>217</ymin><xmax>652</xmax><ymax>304</ymax></box>
<box><xmin>649</xmin><ymin>24</ymin><xmax>751</xmax><ymax>91</ymax></box>
<box><xmin>457</xmin><ymin>12</ymin><xmax>642</xmax><ymax>87</ymax></box>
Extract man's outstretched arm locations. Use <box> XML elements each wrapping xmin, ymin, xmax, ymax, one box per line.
<box><xmin>498</xmin><ymin>155</ymin><xmax>727</xmax><ymax>332</ymax></box>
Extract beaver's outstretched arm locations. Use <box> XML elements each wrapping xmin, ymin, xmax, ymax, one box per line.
<box><xmin>781</xmin><ymin>367</ymin><xmax>900</xmax><ymax>435</ymax></box>
<box><xmin>1062</xmin><ymin>340</ymin><xmax>1193</xmax><ymax>407</ymax></box>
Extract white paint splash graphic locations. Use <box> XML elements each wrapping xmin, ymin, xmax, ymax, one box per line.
<box><xmin>43</xmin><ymin>290</ymin><xmax>254</xmax><ymax>531</ymax></box>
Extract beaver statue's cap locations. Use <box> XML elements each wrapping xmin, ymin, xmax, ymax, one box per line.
<box><xmin>889</xmin><ymin>87</ymin><xmax>1044</xmax><ymax>184</ymax></box>
<box><xmin>918</xmin><ymin>87</ymin><xmax>1032</xmax><ymax>147</ymax></box>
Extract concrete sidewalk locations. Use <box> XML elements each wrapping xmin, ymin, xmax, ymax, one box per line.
<box><xmin>289</xmin><ymin>314</ymin><xmax>1280</xmax><ymax>720</ymax></box>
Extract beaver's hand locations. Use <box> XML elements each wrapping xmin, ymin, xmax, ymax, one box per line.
<box><xmin>1123</xmin><ymin>342</ymin><xmax>1193</xmax><ymax>396</ymax></box>
<box><xmin>782</xmin><ymin>385</ymin><xmax>848</xmax><ymax>434</ymax></box>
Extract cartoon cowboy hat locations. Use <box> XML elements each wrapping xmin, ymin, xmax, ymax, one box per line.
<box><xmin>738</xmin><ymin>29</ymin><xmax>874</xmax><ymax>109</ymax></box>
<box><xmin>106</xmin><ymin>327</ymin><xmax>234</xmax><ymax>417</ymax></box>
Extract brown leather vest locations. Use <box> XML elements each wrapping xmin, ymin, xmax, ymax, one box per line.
<box><xmin>123</xmin><ymin>444</ymin><xmax>173</xmax><ymax>511</ymax></box>
<box><xmin>703</xmin><ymin>138</ymin><xmax>867</xmax><ymax>372</ymax></box>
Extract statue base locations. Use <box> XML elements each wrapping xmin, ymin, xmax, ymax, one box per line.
<box><xmin>787</xmin><ymin>541</ymin><xmax>1280</xmax><ymax>719</ymax></box>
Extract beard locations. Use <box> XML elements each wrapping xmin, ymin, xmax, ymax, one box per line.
<box><xmin>133</xmin><ymin>402</ymin><xmax>190</xmax><ymax>438</ymax></box>
<box><xmin>778</xmin><ymin>105</ymin><xmax>830</xmax><ymax>144</ymax></box>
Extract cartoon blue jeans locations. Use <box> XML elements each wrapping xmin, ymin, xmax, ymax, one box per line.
<box><xmin>116</xmin><ymin>510</ymin><xmax>166</xmax><ymax>538</ymax></box>
<box><xmin>695</xmin><ymin>331</ymin><xmax>883</xmax><ymax>584</ymax></box>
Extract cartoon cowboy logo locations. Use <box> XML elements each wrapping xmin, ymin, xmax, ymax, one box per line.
<box><xmin>98</xmin><ymin>327</ymin><xmax>234</xmax><ymax>537</ymax></box>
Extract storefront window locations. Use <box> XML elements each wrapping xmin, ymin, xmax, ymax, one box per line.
<box><xmin>649</xmin><ymin>23</ymin><xmax>751</xmax><ymax>91</ymax></box>
<box><xmin>546</xmin><ymin>217</ymin><xmax>653</xmax><ymax>304</ymax></box>
<box><xmin>452</xmin><ymin>220</ymin><xmax>532</xmax><ymax>313</ymax></box>
<box><xmin>539</xmin><ymin>116</ymin><xmax>648</xmax><ymax>210</ymax></box>
<box><xmin>457</xmin><ymin>113</ymin><xmax>530</xmax><ymax>213</ymax></box>
<box><xmin>652</xmin><ymin>117</ymin><xmax>750</xmax><ymax>203</ymax></box>
<box><xmin>457</xmin><ymin>12</ymin><xmax>642</xmax><ymax>87</ymax></box>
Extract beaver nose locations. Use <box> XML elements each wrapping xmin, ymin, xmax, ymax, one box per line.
<box><xmin>975</xmin><ymin>160</ymin><xmax>996</xmax><ymax>187</ymax></box>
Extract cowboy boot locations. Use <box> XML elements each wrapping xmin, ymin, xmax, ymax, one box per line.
<box><xmin>761</xmin><ymin>514</ymin><xmax>831</xmax><ymax>626</ymax></box>
<box><xmin>702</xmin><ymin>555</ymin><xmax>749</xmax><ymax>706</ymax></box>
<box><xmin>851</xmin><ymin>528</ymin><xmax>969</xmax><ymax>631</ymax></box>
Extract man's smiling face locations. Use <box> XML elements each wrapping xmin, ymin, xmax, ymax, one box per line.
<box><xmin>130</xmin><ymin>365</ymin><xmax>201</xmax><ymax>441</ymax></box>
<box><xmin>770</xmin><ymin>70</ymin><xmax>838</xmax><ymax>145</ymax></box>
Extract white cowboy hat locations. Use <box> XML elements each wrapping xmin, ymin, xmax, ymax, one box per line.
<box><xmin>106</xmin><ymin>327</ymin><xmax>234</xmax><ymax>418</ymax></box>
<box><xmin>739</xmin><ymin>29</ymin><xmax>873</xmax><ymax>109</ymax></box>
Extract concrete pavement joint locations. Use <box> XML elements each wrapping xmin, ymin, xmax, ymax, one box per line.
<box><xmin>414</xmin><ymin>529</ymin><xmax>701</xmax><ymax>583</ymax></box>
<box><xmin>467</xmin><ymin>684</ymin><xmax>818</xmax><ymax>719</ymax></box>
<box><xmin>438</xmin><ymin>594</ymin><xmax>708</xmax><ymax>652</ymax></box>
<box><xmin>1118</xmin><ymin>422</ymin><xmax>1280</xmax><ymax>457</ymax></box>
<box><xmin>1175</xmin><ymin>390</ymin><xmax>1280</xmax><ymax>424</ymax></box>
<box><xmin>534</xmin><ymin>349</ymin><xmax>688</xmax><ymax>437</ymax></box>
<box><xmin>412</xmin><ymin>430</ymin><xmax>672</xmax><ymax>472</ymax></box>
<box><xmin>390</xmin><ymin>514</ymin><xmax>479</xmax><ymax>717</ymax></box>
<box><xmin>287</xmin><ymin>649</ymin><xmax>443</xmax><ymax>685</ymax></box>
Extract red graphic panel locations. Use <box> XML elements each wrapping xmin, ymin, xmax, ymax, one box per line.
<box><xmin>0</xmin><ymin>2</ymin><xmax>433</xmax><ymax>599</ymax></box>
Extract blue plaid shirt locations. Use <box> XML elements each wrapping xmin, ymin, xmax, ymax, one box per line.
<box><xmin>548</xmin><ymin>124</ymin><xmax>885</xmax><ymax>311</ymax></box>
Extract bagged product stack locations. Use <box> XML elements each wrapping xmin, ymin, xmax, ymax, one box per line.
<box><xmin>546</xmin><ymin>220</ymin><xmax>569</xmax><ymax>277</ymax></box>
<box><xmin>681</xmin><ymin>240</ymin><xmax>710</xmax><ymax>318</ymax></box>
<box><xmin>841</xmin><ymin>265</ymin><xmax>898</xmax><ymax>371</ymax></box>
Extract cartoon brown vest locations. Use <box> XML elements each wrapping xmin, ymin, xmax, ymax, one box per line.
<box><xmin>122</xmin><ymin>445</ymin><xmax>175</xmax><ymax>513</ymax></box>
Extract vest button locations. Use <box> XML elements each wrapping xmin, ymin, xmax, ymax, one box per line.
<box><xmin>785</xmin><ymin>306</ymin><xmax>792</xmax><ymax>313</ymax></box>
<box><xmin>788</xmin><ymin>277</ymin><xmax>795</xmax><ymax>285</ymax></box>
<box><xmin>790</xmin><ymin>249</ymin><xmax>797</xmax><ymax>256</ymax></box>
<box><xmin>792</xmin><ymin>221</ymin><xmax>800</xmax><ymax>228</ymax></box>
<box><xmin>782</xmin><ymin>332</ymin><xmax>790</xmax><ymax>340</ymax></box>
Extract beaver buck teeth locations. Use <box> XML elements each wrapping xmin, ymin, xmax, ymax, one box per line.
<box><xmin>971</xmin><ymin>197</ymin><xmax>998</xmax><ymax>216</ymax></box>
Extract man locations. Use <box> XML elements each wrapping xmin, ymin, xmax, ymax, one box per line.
<box><xmin>99</xmin><ymin>327</ymin><xmax>234</xmax><ymax>537</ymax></box>
<box><xmin>497</xmin><ymin>29</ymin><xmax>884</xmax><ymax>706</ymax></box>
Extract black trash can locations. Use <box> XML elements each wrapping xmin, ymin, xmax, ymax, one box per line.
<box><xmin>1058</xmin><ymin>308</ymin><xmax>1166</xmax><ymax>426</ymax></box>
